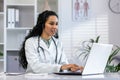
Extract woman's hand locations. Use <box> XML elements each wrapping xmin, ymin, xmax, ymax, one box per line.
<box><xmin>61</xmin><ymin>64</ymin><xmax>84</xmax><ymax>72</ymax></box>
<box><xmin>70</xmin><ymin>65</ymin><xmax>84</xmax><ymax>72</ymax></box>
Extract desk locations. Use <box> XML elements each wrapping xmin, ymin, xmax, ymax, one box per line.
<box><xmin>0</xmin><ymin>72</ymin><xmax>120</xmax><ymax>80</ymax></box>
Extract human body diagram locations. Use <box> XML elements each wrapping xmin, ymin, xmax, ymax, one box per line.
<box><xmin>73</xmin><ymin>0</ymin><xmax>89</xmax><ymax>20</ymax></box>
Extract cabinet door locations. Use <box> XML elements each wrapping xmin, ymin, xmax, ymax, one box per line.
<box><xmin>7</xmin><ymin>51</ymin><xmax>25</xmax><ymax>73</ymax></box>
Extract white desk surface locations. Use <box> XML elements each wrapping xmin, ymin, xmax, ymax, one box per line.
<box><xmin>0</xmin><ymin>72</ymin><xmax>120</xmax><ymax>80</ymax></box>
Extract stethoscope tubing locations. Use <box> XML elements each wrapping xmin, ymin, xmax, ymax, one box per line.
<box><xmin>37</xmin><ymin>36</ymin><xmax>59</xmax><ymax>63</ymax></box>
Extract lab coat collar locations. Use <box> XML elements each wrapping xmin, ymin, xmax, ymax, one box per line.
<box><xmin>49</xmin><ymin>37</ymin><xmax>57</xmax><ymax>51</ymax></box>
<box><xmin>39</xmin><ymin>37</ymin><xmax>57</xmax><ymax>52</ymax></box>
<box><xmin>39</xmin><ymin>37</ymin><xmax>49</xmax><ymax>51</ymax></box>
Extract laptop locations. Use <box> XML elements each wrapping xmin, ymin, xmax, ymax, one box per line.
<box><xmin>54</xmin><ymin>43</ymin><xmax>113</xmax><ymax>75</ymax></box>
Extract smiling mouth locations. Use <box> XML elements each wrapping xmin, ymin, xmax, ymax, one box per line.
<box><xmin>51</xmin><ymin>29</ymin><xmax>57</xmax><ymax>34</ymax></box>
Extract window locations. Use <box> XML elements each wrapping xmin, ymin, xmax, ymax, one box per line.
<box><xmin>60</xmin><ymin>15</ymin><xmax>109</xmax><ymax>58</ymax></box>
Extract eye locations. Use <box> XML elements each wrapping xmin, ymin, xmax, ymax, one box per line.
<box><xmin>56</xmin><ymin>22</ymin><xmax>58</xmax><ymax>25</ymax></box>
<box><xmin>49</xmin><ymin>22</ymin><xmax>54</xmax><ymax>25</ymax></box>
<box><xmin>49</xmin><ymin>22</ymin><xmax>58</xmax><ymax>25</ymax></box>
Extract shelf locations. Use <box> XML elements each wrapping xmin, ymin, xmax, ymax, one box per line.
<box><xmin>7</xmin><ymin>30</ymin><xmax>27</xmax><ymax>50</ymax></box>
<box><xmin>7</xmin><ymin>49</ymin><xmax>20</xmax><ymax>51</ymax></box>
<box><xmin>7</xmin><ymin>27</ymin><xmax>32</xmax><ymax>30</ymax></box>
<box><xmin>0</xmin><ymin>43</ymin><xmax>4</xmax><ymax>45</ymax></box>
<box><xmin>0</xmin><ymin>58</ymin><xmax>4</xmax><ymax>62</ymax></box>
<box><xmin>6</xmin><ymin>0</ymin><xmax>35</xmax><ymax>6</ymax></box>
<box><xmin>7</xmin><ymin>6</ymin><xmax>34</xmax><ymax>28</ymax></box>
<box><xmin>7</xmin><ymin>4</ymin><xmax>35</xmax><ymax>7</ymax></box>
<box><xmin>0</xmin><ymin>55</ymin><xmax>3</xmax><ymax>62</ymax></box>
<box><xmin>0</xmin><ymin>12</ymin><xmax>4</xmax><ymax>15</ymax></box>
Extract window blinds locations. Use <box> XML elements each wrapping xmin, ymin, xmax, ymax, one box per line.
<box><xmin>60</xmin><ymin>15</ymin><xmax>109</xmax><ymax>58</ymax></box>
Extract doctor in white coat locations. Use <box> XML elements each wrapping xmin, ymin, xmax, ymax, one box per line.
<box><xmin>19</xmin><ymin>10</ymin><xmax>83</xmax><ymax>73</ymax></box>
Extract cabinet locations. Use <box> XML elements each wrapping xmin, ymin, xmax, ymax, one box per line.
<box><xmin>2</xmin><ymin>0</ymin><xmax>58</xmax><ymax>73</ymax></box>
<box><xmin>5</xmin><ymin>0</ymin><xmax>35</xmax><ymax>73</ymax></box>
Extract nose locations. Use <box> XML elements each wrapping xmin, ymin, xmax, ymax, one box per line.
<box><xmin>53</xmin><ymin>24</ymin><xmax>58</xmax><ymax>29</ymax></box>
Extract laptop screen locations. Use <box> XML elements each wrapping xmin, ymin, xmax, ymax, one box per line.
<box><xmin>82</xmin><ymin>43</ymin><xmax>113</xmax><ymax>75</ymax></box>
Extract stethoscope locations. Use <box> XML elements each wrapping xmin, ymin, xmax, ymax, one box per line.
<box><xmin>37</xmin><ymin>36</ymin><xmax>62</xmax><ymax>64</ymax></box>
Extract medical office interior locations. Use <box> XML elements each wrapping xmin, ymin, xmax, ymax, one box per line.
<box><xmin>0</xmin><ymin>0</ymin><xmax>120</xmax><ymax>74</ymax></box>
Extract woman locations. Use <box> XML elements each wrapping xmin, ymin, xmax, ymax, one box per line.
<box><xmin>19</xmin><ymin>10</ymin><xmax>83</xmax><ymax>73</ymax></box>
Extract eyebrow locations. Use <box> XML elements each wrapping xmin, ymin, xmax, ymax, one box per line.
<box><xmin>48</xmin><ymin>21</ymin><xmax>58</xmax><ymax>23</ymax></box>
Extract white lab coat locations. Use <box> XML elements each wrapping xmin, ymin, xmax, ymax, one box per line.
<box><xmin>25</xmin><ymin>36</ymin><xmax>68</xmax><ymax>73</ymax></box>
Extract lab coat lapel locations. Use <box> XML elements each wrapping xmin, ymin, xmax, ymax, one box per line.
<box><xmin>49</xmin><ymin>37</ymin><xmax>58</xmax><ymax>51</ymax></box>
<box><xmin>39</xmin><ymin>37</ymin><xmax>49</xmax><ymax>51</ymax></box>
<box><xmin>39</xmin><ymin>37</ymin><xmax>57</xmax><ymax>53</ymax></box>
<box><xmin>49</xmin><ymin>40</ymin><xmax>54</xmax><ymax>51</ymax></box>
<box><xmin>49</xmin><ymin>38</ymin><xmax>58</xmax><ymax>63</ymax></box>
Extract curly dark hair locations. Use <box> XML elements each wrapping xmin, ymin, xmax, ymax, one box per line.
<box><xmin>19</xmin><ymin>10</ymin><xmax>58</xmax><ymax>69</ymax></box>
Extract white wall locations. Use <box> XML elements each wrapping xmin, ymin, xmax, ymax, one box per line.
<box><xmin>109</xmin><ymin>10</ymin><xmax>120</xmax><ymax>46</ymax></box>
<box><xmin>92</xmin><ymin>0</ymin><xmax>120</xmax><ymax>46</ymax></box>
<box><xmin>59</xmin><ymin>0</ymin><xmax>120</xmax><ymax>58</ymax></box>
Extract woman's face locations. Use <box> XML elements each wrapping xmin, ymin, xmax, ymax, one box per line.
<box><xmin>42</xmin><ymin>15</ymin><xmax>58</xmax><ymax>38</ymax></box>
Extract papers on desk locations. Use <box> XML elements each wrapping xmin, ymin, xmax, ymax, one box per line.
<box><xmin>0</xmin><ymin>72</ymin><xmax>4</xmax><ymax>75</ymax></box>
<box><xmin>5</xmin><ymin>72</ymin><xmax>24</xmax><ymax>76</ymax></box>
<box><xmin>25</xmin><ymin>73</ymin><xmax>49</xmax><ymax>76</ymax></box>
<box><xmin>25</xmin><ymin>73</ymin><xmax>60</xmax><ymax>79</ymax></box>
<box><xmin>82</xmin><ymin>74</ymin><xmax>104</xmax><ymax>79</ymax></box>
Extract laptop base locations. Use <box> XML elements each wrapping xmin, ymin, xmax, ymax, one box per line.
<box><xmin>54</xmin><ymin>72</ymin><xmax>82</xmax><ymax>75</ymax></box>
